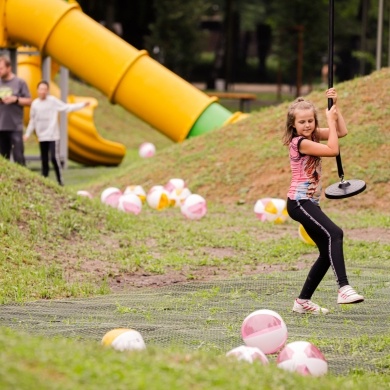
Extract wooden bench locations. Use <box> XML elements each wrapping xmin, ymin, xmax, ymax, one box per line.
<box><xmin>206</xmin><ymin>92</ymin><xmax>257</xmax><ymax>112</ymax></box>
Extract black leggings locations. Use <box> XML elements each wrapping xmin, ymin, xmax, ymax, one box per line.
<box><xmin>0</xmin><ymin>130</ymin><xmax>25</xmax><ymax>165</ymax></box>
<box><xmin>287</xmin><ymin>198</ymin><xmax>349</xmax><ymax>299</ymax></box>
<box><xmin>39</xmin><ymin>141</ymin><xmax>63</xmax><ymax>185</ymax></box>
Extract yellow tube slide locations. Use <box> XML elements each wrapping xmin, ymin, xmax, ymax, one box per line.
<box><xmin>2</xmin><ymin>0</ymin><xmax>235</xmax><ymax>143</ymax></box>
<box><xmin>17</xmin><ymin>51</ymin><xmax>126</xmax><ymax>166</ymax></box>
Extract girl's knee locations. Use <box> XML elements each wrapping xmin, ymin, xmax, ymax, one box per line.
<box><xmin>331</xmin><ymin>226</ymin><xmax>343</xmax><ymax>240</ymax></box>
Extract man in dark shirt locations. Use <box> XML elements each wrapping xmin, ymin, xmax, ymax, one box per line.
<box><xmin>0</xmin><ymin>55</ymin><xmax>32</xmax><ymax>165</ymax></box>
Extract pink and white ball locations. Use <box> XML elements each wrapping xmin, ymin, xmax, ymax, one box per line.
<box><xmin>254</xmin><ymin>198</ymin><xmax>272</xmax><ymax>222</ymax></box>
<box><xmin>118</xmin><ymin>193</ymin><xmax>142</xmax><ymax>215</ymax></box>
<box><xmin>181</xmin><ymin>194</ymin><xmax>207</xmax><ymax>220</ymax></box>
<box><xmin>164</xmin><ymin>178</ymin><xmax>186</xmax><ymax>193</ymax></box>
<box><xmin>77</xmin><ymin>190</ymin><xmax>93</xmax><ymax>199</ymax></box>
<box><xmin>101</xmin><ymin>187</ymin><xmax>122</xmax><ymax>208</ymax></box>
<box><xmin>146</xmin><ymin>185</ymin><xmax>170</xmax><ymax>210</ymax></box>
<box><xmin>226</xmin><ymin>345</ymin><xmax>269</xmax><ymax>365</ymax></box>
<box><xmin>139</xmin><ymin>142</ymin><xmax>156</xmax><ymax>158</ymax></box>
<box><xmin>241</xmin><ymin>309</ymin><xmax>288</xmax><ymax>355</ymax></box>
<box><xmin>124</xmin><ymin>185</ymin><xmax>146</xmax><ymax>204</ymax></box>
<box><xmin>277</xmin><ymin>341</ymin><xmax>328</xmax><ymax>376</ymax></box>
<box><xmin>169</xmin><ymin>187</ymin><xmax>192</xmax><ymax>207</ymax></box>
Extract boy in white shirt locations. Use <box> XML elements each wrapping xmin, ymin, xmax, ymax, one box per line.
<box><xmin>24</xmin><ymin>80</ymin><xmax>89</xmax><ymax>185</ymax></box>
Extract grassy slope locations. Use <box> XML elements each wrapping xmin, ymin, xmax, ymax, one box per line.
<box><xmin>1</xmin><ymin>71</ymin><xmax>389</xmax><ymax>389</ymax></box>
<box><xmin>80</xmin><ymin>69</ymin><xmax>390</xmax><ymax>212</ymax></box>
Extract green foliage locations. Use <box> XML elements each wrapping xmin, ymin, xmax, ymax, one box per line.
<box><xmin>145</xmin><ymin>0</ymin><xmax>209</xmax><ymax>78</ymax></box>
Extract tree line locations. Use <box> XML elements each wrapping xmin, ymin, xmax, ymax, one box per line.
<box><xmin>76</xmin><ymin>0</ymin><xmax>387</xmax><ymax>87</ymax></box>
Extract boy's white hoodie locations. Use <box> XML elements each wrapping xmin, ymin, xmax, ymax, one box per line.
<box><xmin>25</xmin><ymin>95</ymin><xmax>86</xmax><ymax>141</ymax></box>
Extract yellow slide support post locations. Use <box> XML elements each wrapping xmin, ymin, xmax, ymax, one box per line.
<box><xmin>0</xmin><ymin>0</ymin><xmax>246</xmax><ymax>145</ymax></box>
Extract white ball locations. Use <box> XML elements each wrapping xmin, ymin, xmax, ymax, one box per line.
<box><xmin>146</xmin><ymin>185</ymin><xmax>170</xmax><ymax>210</ymax></box>
<box><xmin>181</xmin><ymin>194</ymin><xmax>207</xmax><ymax>220</ymax></box>
<box><xmin>254</xmin><ymin>198</ymin><xmax>272</xmax><ymax>222</ymax></box>
<box><xmin>77</xmin><ymin>190</ymin><xmax>93</xmax><ymax>199</ymax></box>
<box><xmin>124</xmin><ymin>185</ymin><xmax>146</xmax><ymax>204</ymax></box>
<box><xmin>102</xmin><ymin>328</ymin><xmax>146</xmax><ymax>352</ymax></box>
<box><xmin>118</xmin><ymin>193</ymin><xmax>142</xmax><ymax>215</ymax></box>
<box><xmin>101</xmin><ymin>187</ymin><xmax>122</xmax><ymax>208</ymax></box>
<box><xmin>264</xmin><ymin>198</ymin><xmax>289</xmax><ymax>223</ymax></box>
<box><xmin>139</xmin><ymin>142</ymin><xmax>156</xmax><ymax>158</ymax></box>
<box><xmin>164</xmin><ymin>178</ymin><xmax>186</xmax><ymax>193</ymax></box>
<box><xmin>277</xmin><ymin>341</ymin><xmax>328</xmax><ymax>376</ymax></box>
<box><xmin>169</xmin><ymin>187</ymin><xmax>192</xmax><ymax>207</ymax></box>
<box><xmin>226</xmin><ymin>345</ymin><xmax>269</xmax><ymax>365</ymax></box>
<box><xmin>241</xmin><ymin>309</ymin><xmax>288</xmax><ymax>355</ymax></box>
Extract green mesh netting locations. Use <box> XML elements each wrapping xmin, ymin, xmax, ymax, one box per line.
<box><xmin>1</xmin><ymin>265</ymin><xmax>389</xmax><ymax>376</ymax></box>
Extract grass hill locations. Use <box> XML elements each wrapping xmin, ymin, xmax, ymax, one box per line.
<box><xmin>71</xmin><ymin>69</ymin><xmax>389</xmax><ymax>212</ymax></box>
<box><xmin>1</xmin><ymin>69</ymin><xmax>389</xmax><ymax>389</ymax></box>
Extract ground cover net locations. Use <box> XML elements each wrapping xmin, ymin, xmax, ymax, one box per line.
<box><xmin>1</xmin><ymin>265</ymin><xmax>389</xmax><ymax>376</ymax></box>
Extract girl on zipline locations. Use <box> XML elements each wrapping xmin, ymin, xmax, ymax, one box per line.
<box><xmin>283</xmin><ymin>88</ymin><xmax>364</xmax><ymax>315</ymax></box>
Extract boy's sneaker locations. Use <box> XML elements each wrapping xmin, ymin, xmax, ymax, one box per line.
<box><xmin>337</xmin><ymin>285</ymin><xmax>364</xmax><ymax>304</ymax></box>
<box><xmin>292</xmin><ymin>299</ymin><xmax>329</xmax><ymax>315</ymax></box>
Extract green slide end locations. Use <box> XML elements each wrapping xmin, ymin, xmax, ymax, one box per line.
<box><xmin>187</xmin><ymin>102</ymin><xmax>232</xmax><ymax>138</ymax></box>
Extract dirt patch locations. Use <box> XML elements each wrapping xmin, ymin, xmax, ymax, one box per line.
<box><xmin>108</xmin><ymin>261</ymin><xmax>310</xmax><ymax>291</ymax></box>
<box><xmin>346</xmin><ymin>228</ymin><xmax>390</xmax><ymax>244</ymax></box>
<box><xmin>62</xmin><ymin>226</ymin><xmax>388</xmax><ymax>292</ymax></box>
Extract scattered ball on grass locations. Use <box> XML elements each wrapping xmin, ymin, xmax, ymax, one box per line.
<box><xmin>77</xmin><ymin>190</ymin><xmax>93</xmax><ymax>199</ymax></box>
<box><xmin>298</xmin><ymin>224</ymin><xmax>316</xmax><ymax>246</ymax></box>
<box><xmin>124</xmin><ymin>185</ymin><xmax>146</xmax><ymax>204</ymax></box>
<box><xmin>146</xmin><ymin>185</ymin><xmax>170</xmax><ymax>210</ymax></box>
<box><xmin>118</xmin><ymin>193</ymin><xmax>142</xmax><ymax>215</ymax></box>
<box><xmin>226</xmin><ymin>345</ymin><xmax>269</xmax><ymax>365</ymax></box>
<box><xmin>139</xmin><ymin>142</ymin><xmax>156</xmax><ymax>158</ymax></box>
<box><xmin>277</xmin><ymin>341</ymin><xmax>328</xmax><ymax>376</ymax></box>
<box><xmin>181</xmin><ymin>194</ymin><xmax>207</xmax><ymax>220</ymax></box>
<box><xmin>241</xmin><ymin>309</ymin><xmax>288</xmax><ymax>355</ymax></box>
<box><xmin>101</xmin><ymin>187</ymin><xmax>122</xmax><ymax>208</ymax></box>
<box><xmin>102</xmin><ymin>328</ymin><xmax>146</xmax><ymax>352</ymax></box>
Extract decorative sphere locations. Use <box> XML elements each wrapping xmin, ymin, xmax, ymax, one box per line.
<box><xmin>298</xmin><ymin>224</ymin><xmax>316</xmax><ymax>246</ymax></box>
<box><xmin>254</xmin><ymin>198</ymin><xmax>272</xmax><ymax>222</ymax></box>
<box><xmin>102</xmin><ymin>328</ymin><xmax>146</xmax><ymax>352</ymax></box>
<box><xmin>264</xmin><ymin>198</ymin><xmax>289</xmax><ymax>223</ymax></box>
<box><xmin>124</xmin><ymin>185</ymin><xmax>146</xmax><ymax>204</ymax></box>
<box><xmin>101</xmin><ymin>187</ymin><xmax>122</xmax><ymax>208</ymax></box>
<box><xmin>181</xmin><ymin>194</ymin><xmax>207</xmax><ymax>220</ymax></box>
<box><xmin>241</xmin><ymin>309</ymin><xmax>288</xmax><ymax>355</ymax></box>
<box><xmin>139</xmin><ymin>142</ymin><xmax>156</xmax><ymax>158</ymax></box>
<box><xmin>77</xmin><ymin>190</ymin><xmax>93</xmax><ymax>199</ymax></box>
<box><xmin>226</xmin><ymin>345</ymin><xmax>269</xmax><ymax>365</ymax></box>
<box><xmin>277</xmin><ymin>341</ymin><xmax>328</xmax><ymax>376</ymax></box>
<box><xmin>169</xmin><ymin>187</ymin><xmax>192</xmax><ymax>207</ymax></box>
<box><xmin>146</xmin><ymin>185</ymin><xmax>170</xmax><ymax>210</ymax></box>
<box><xmin>164</xmin><ymin>178</ymin><xmax>186</xmax><ymax>193</ymax></box>
<box><xmin>118</xmin><ymin>193</ymin><xmax>142</xmax><ymax>215</ymax></box>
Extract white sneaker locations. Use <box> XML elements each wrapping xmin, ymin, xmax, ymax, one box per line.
<box><xmin>292</xmin><ymin>299</ymin><xmax>329</xmax><ymax>315</ymax></box>
<box><xmin>337</xmin><ymin>285</ymin><xmax>364</xmax><ymax>304</ymax></box>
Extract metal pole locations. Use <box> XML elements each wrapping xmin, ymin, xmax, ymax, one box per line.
<box><xmin>9</xmin><ymin>48</ymin><xmax>17</xmax><ymax>73</ymax></box>
<box><xmin>376</xmin><ymin>0</ymin><xmax>384</xmax><ymax>70</ymax></box>
<box><xmin>41</xmin><ymin>56</ymin><xmax>51</xmax><ymax>82</ymax></box>
<box><xmin>59</xmin><ymin>66</ymin><xmax>69</xmax><ymax>168</ymax></box>
<box><xmin>388</xmin><ymin>2</ymin><xmax>390</xmax><ymax>67</ymax></box>
<box><xmin>329</xmin><ymin>0</ymin><xmax>344</xmax><ymax>181</ymax></box>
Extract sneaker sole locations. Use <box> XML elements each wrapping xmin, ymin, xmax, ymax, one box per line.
<box><xmin>292</xmin><ymin>308</ymin><xmax>328</xmax><ymax>315</ymax></box>
<box><xmin>337</xmin><ymin>298</ymin><xmax>364</xmax><ymax>304</ymax></box>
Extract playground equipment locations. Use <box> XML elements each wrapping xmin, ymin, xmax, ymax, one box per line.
<box><xmin>0</xmin><ymin>0</ymin><xmax>246</xmax><ymax>166</ymax></box>
<box><xmin>324</xmin><ymin>0</ymin><xmax>366</xmax><ymax>199</ymax></box>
